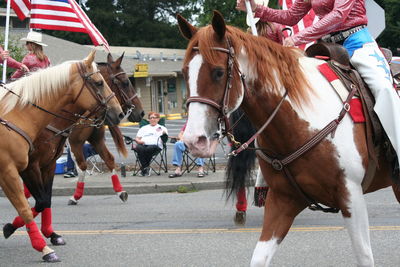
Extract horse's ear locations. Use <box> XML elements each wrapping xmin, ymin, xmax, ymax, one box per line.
<box><xmin>114</xmin><ymin>52</ymin><xmax>124</xmax><ymax>67</ymax></box>
<box><xmin>107</xmin><ymin>53</ymin><xmax>114</xmax><ymax>64</ymax></box>
<box><xmin>212</xmin><ymin>10</ymin><xmax>226</xmax><ymax>40</ymax></box>
<box><xmin>84</xmin><ymin>49</ymin><xmax>96</xmax><ymax>67</ymax></box>
<box><xmin>177</xmin><ymin>14</ymin><xmax>197</xmax><ymax>40</ymax></box>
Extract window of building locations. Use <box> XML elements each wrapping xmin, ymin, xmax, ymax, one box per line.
<box><xmin>0</xmin><ymin>17</ymin><xmax>6</xmax><ymax>27</ymax></box>
<box><xmin>167</xmin><ymin>78</ymin><xmax>177</xmax><ymax>110</ymax></box>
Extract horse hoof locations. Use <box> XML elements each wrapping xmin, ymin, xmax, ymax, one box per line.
<box><xmin>67</xmin><ymin>198</ymin><xmax>78</xmax><ymax>205</ymax></box>
<box><xmin>3</xmin><ymin>223</ymin><xmax>16</xmax><ymax>239</ymax></box>
<box><xmin>119</xmin><ymin>191</ymin><xmax>128</xmax><ymax>202</ymax></box>
<box><xmin>50</xmin><ymin>233</ymin><xmax>66</xmax><ymax>246</ymax></box>
<box><xmin>234</xmin><ymin>211</ymin><xmax>246</xmax><ymax>226</ymax></box>
<box><xmin>42</xmin><ymin>252</ymin><xmax>61</xmax><ymax>262</ymax></box>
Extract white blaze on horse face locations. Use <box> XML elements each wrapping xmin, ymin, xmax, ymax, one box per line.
<box><xmin>183</xmin><ymin>54</ymin><xmax>219</xmax><ymax>156</ymax></box>
<box><xmin>250</xmin><ymin>239</ymin><xmax>280</xmax><ymax>267</ymax></box>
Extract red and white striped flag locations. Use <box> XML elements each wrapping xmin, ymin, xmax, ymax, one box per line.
<box><xmin>8</xmin><ymin>0</ymin><xmax>31</xmax><ymax>20</ymax></box>
<box><xmin>29</xmin><ymin>0</ymin><xmax>110</xmax><ymax>51</ymax></box>
<box><xmin>279</xmin><ymin>0</ymin><xmax>318</xmax><ymax>50</ymax></box>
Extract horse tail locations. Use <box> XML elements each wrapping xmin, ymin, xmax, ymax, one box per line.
<box><xmin>225</xmin><ymin>109</ymin><xmax>256</xmax><ymax>200</ymax></box>
<box><xmin>108</xmin><ymin>125</ymin><xmax>128</xmax><ymax>158</ymax></box>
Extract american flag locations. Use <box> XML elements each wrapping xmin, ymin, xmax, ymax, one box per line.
<box><xmin>8</xmin><ymin>0</ymin><xmax>31</xmax><ymax>20</ymax></box>
<box><xmin>279</xmin><ymin>0</ymin><xmax>318</xmax><ymax>50</ymax></box>
<box><xmin>10</xmin><ymin>0</ymin><xmax>109</xmax><ymax>51</ymax></box>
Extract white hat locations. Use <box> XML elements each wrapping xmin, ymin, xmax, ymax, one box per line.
<box><xmin>20</xmin><ymin>31</ymin><xmax>47</xmax><ymax>47</ymax></box>
<box><xmin>246</xmin><ymin>0</ymin><xmax>269</xmax><ymax>27</ymax></box>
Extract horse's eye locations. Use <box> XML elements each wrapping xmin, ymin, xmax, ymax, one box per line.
<box><xmin>95</xmin><ymin>80</ymin><xmax>103</xmax><ymax>87</ymax></box>
<box><xmin>123</xmin><ymin>80</ymin><xmax>129</xmax><ymax>87</ymax></box>
<box><xmin>212</xmin><ymin>68</ymin><xmax>225</xmax><ymax>81</ymax></box>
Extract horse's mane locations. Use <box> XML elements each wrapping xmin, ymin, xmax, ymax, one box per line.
<box><xmin>184</xmin><ymin>25</ymin><xmax>311</xmax><ymax>106</ymax></box>
<box><xmin>0</xmin><ymin>62</ymin><xmax>73</xmax><ymax>115</ymax></box>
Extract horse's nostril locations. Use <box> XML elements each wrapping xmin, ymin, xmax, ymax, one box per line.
<box><xmin>197</xmin><ymin>136</ymin><xmax>207</xmax><ymax>146</ymax></box>
<box><xmin>118</xmin><ymin>112</ymin><xmax>125</xmax><ymax>120</ymax></box>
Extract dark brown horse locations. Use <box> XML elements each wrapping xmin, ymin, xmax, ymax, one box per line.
<box><xmin>2</xmin><ymin>53</ymin><xmax>143</xmax><ymax>261</ymax></box>
<box><xmin>0</xmin><ymin>50</ymin><xmax>123</xmax><ymax>262</ymax></box>
<box><xmin>67</xmin><ymin>53</ymin><xmax>144</xmax><ymax>205</ymax></box>
<box><xmin>178</xmin><ymin>12</ymin><xmax>400</xmax><ymax>266</ymax></box>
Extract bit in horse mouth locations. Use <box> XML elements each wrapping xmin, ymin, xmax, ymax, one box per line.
<box><xmin>212</xmin><ymin>132</ymin><xmax>220</xmax><ymax>140</ymax></box>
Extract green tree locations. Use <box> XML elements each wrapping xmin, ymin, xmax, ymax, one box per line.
<box><xmin>375</xmin><ymin>0</ymin><xmax>400</xmax><ymax>55</ymax></box>
<box><xmin>196</xmin><ymin>0</ymin><xmax>279</xmax><ymax>29</ymax></box>
<box><xmin>115</xmin><ymin>0</ymin><xmax>197</xmax><ymax>48</ymax></box>
<box><xmin>0</xmin><ymin>34</ymin><xmax>25</xmax><ymax>78</ymax></box>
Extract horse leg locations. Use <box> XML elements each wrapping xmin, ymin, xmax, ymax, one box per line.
<box><xmin>23</xmin><ymin>183</ymin><xmax>31</xmax><ymax>198</ymax></box>
<box><xmin>4</xmin><ymin>163</ymin><xmax>43</xmax><ymax>238</ymax></box>
<box><xmin>89</xmin><ymin>139</ymin><xmax>128</xmax><ymax>202</ymax></box>
<box><xmin>68</xmin><ymin>143</ymin><xmax>87</xmax><ymax>205</ymax></box>
<box><xmin>3</xmin><ymin>207</ymin><xmax>39</xmax><ymax>238</ymax></box>
<box><xmin>40</xmin><ymin>165</ymin><xmax>66</xmax><ymax>246</ymax></box>
<box><xmin>342</xmin><ymin>180</ymin><xmax>374</xmax><ymax>266</ymax></box>
<box><xmin>250</xmin><ymin>188</ymin><xmax>304</xmax><ymax>267</ymax></box>
<box><xmin>0</xmin><ymin>167</ymin><xmax>59</xmax><ymax>262</ymax></box>
<box><xmin>234</xmin><ymin>187</ymin><xmax>247</xmax><ymax>226</ymax></box>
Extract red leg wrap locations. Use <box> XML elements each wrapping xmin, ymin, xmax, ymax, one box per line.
<box><xmin>12</xmin><ymin>208</ymin><xmax>39</xmax><ymax>228</ymax></box>
<box><xmin>26</xmin><ymin>221</ymin><xmax>46</xmax><ymax>252</ymax></box>
<box><xmin>73</xmin><ymin>181</ymin><xmax>85</xmax><ymax>200</ymax></box>
<box><xmin>23</xmin><ymin>183</ymin><xmax>31</xmax><ymax>198</ymax></box>
<box><xmin>236</xmin><ymin>187</ymin><xmax>247</xmax><ymax>212</ymax></box>
<box><xmin>111</xmin><ymin>174</ymin><xmax>123</xmax><ymax>192</ymax></box>
<box><xmin>41</xmin><ymin>208</ymin><xmax>54</xmax><ymax>238</ymax></box>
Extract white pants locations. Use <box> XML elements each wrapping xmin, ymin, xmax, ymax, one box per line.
<box><xmin>351</xmin><ymin>42</ymin><xmax>400</xmax><ymax>166</ymax></box>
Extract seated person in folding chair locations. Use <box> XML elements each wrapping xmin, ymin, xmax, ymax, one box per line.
<box><xmin>168</xmin><ymin>122</ymin><xmax>205</xmax><ymax>178</ymax></box>
<box><xmin>134</xmin><ymin>112</ymin><xmax>168</xmax><ymax>176</ymax></box>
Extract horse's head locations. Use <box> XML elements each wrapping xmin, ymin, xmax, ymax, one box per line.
<box><xmin>71</xmin><ymin>50</ymin><xmax>124</xmax><ymax>126</ymax></box>
<box><xmin>99</xmin><ymin>53</ymin><xmax>145</xmax><ymax>123</ymax></box>
<box><xmin>178</xmin><ymin>11</ymin><xmax>245</xmax><ymax>157</ymax></box>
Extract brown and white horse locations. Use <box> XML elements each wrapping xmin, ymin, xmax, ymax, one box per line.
<box><xmin>0</xmin><ymin>50</ymin><xmax>123</xmax><ymax>262</ymax></box>
<box><xmin>178</xmin><ymin>11</ymin><xmax>396</xmax><ymax>266</ymax></box>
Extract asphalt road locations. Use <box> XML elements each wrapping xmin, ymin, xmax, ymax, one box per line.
<box><xmin>1</xmin><ymin>187</ymin><xmax>400</xmax><ymax>266</ymax></box>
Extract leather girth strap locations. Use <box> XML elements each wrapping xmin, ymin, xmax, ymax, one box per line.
<box><xmin>328</xmin><ymin>61</ymin><xmax>382</xmax><ymax>167</ymax></box>
<box><xmin>0</xmin><ymin>118</ymin><xmax>34</xmax><ymax>153</ymax></box>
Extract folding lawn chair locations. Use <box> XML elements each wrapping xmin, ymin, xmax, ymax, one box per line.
<box><xmin>123</xmin><ymin>118</ymin><xmax>168</xmax><ymax>176</ymax></box>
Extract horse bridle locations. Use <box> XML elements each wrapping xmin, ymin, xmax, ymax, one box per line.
<box><xmin>57</xmin><ymin>62</ymin><xmax>114</xmax><ymax>129</ymax></box>
<box><xmin>185</xmin><ymin>38</ymin><xmax>287</xmax><ymax>152</ymax></box>
<box><xmin>106</xmin><ymin>65</ymin><xmax>138</xmax><ymax>117</ymax></box>
<box><xmin>186</xmin><ymin>38</ymin><xmax>248</xmax><ymax>141</ymax></box>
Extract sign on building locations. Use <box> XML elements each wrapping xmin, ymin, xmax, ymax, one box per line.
<box><xmin>134</xmin><ymin>63</ymin><xmax>149</xmax><ymax>78</ymax></box>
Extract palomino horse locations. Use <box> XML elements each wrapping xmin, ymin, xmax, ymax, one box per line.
<box><xmin>3</xmin><ymin>53</ymin><xmax>143</xmax><ymax>250</ymax></box>
<box><xmin>0</xmin><ymin>50</ymin><xmax>123</xmax><ymax>262</ymax></box>
<box><xmin>178</xmin><ymin>11</ymin><xmax>398</xmax><ymax>266</ymax></box>
<box><xmin>67</xmin><ymin>53</ymin><xmax>144</xmax><ymax>205</ymax></box>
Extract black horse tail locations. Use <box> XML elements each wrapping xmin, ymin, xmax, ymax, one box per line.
<box><xmin>108</xmin><ymin>125</ymin><xmax>128</xmax><ymax>158</ymax></box>
<box><xmin>225</xmin><ymin>109</ymin><xmax>256</xmax><ymax>200</ymax></box>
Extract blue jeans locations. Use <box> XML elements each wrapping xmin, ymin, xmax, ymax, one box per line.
<box><xmin>172</xmin><ymin>141</ymin><xmax>204</xmax><ymax>167</ymax></box>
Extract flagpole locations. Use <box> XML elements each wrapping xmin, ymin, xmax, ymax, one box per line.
<box><xmin>2</xmin><ymin>0</ymin><xmax>12</xmax><ymax>83</ymax></box>
<box><xmin>245</xmin><ymin>0</ymin><xmax>258</xmax><ymax>36</ymax></box>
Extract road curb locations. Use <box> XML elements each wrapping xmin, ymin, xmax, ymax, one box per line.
<box><xmin>40</xmin><ymin>181</ymin><xmax>226</xmax><ymax>197</ymax></box>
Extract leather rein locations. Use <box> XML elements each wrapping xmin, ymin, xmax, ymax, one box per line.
<box><xmin>105</xmin><ymin>64</ymin><xmax>139</xmax><ymax>117</ymax></box>
<box><xmin>0</xmin><ymin>62</ymin><xmax>115</xmax><ymax>152</ymax></box>
<box><xmin>185</xmin><ymin>37</ymin><xmax>359</xmax><ymax>213</ymax></box>
<box><xmin>186</xmin><ymin>38</ymin><xmax>247</xmax><ymax>140</ymax></box>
